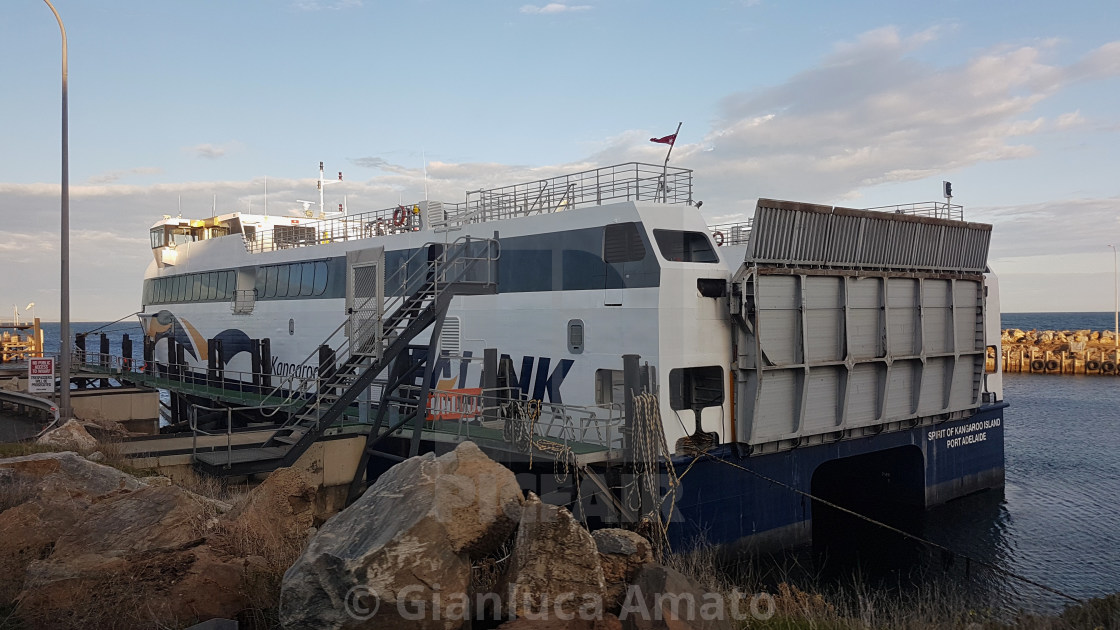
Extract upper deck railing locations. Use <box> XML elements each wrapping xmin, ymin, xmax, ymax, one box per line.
<box><xmin>439</xmin><ymin>162</ymin><xmax>693</xmax><ymax>226</ymax></box>
<box><xmin>861</xmin><ymin>201</ymin><xmax>964</xmax><ymax>221</ymax></box>
<box><xmin>241</xmin><ymin>163</ymin><xmax>693</xmax><ymax>253</ymax></box>
<box><xmin>706</xmin><ymin>201</ymin><xmax>966</xmax><ymax>247</ymax></box>
<box><xmin>707</xmin><ymin>220</ymin><xmax>754</xmax><ymax>247</ymax></box>
<box><xmin>244</xmin><ymin>205</ymin><xmax>421</xmax><ymax>254</ymax></box>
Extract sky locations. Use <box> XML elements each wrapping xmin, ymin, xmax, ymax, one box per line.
<box><xmin>2</xmin><ymin>0</ymin><xmax>1120</xmax><ymax>320</ymax></box>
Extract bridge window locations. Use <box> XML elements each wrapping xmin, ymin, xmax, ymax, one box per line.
<box><xmin>653</xmin><ymin>229</ymin><xmax>719</xmax><ymax>263</ymax></box>
<box><xmin>604</xmin><ymin>223</ymin><xmax>646</xmax><ymax>263</ymax></box>
<box><xmin>170</xmin><ymin>227</ymin><xmax>197</xmax><ymax>247</ymax></box>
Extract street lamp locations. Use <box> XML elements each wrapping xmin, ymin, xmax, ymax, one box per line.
<box><xmin>1110</xmin><ymin>245</ymin><xmax>1118</xmax><ymax>354</ymax></box>
<box><xmin>43</xmin><ymin>0</ymin><xmax>70</xmax><ymax>419</ymax></box>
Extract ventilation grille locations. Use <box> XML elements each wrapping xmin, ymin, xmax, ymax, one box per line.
<box><xmin>440</xmin><ymin>316</ymin><xmax>461</xmax><ymax>355</ymax></box>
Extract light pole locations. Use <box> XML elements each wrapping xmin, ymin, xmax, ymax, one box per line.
<box><xmin>1110</xmin><ymin>245</ymin><xmax>1118</xmax><ymax>355</ymax></box>
<box><xmin>43</xmin><ymin>0</ymin><xmax>70</xmax><ymax>419</ymax></box>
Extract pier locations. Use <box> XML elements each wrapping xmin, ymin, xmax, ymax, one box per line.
<box><xmin>0</xmin><ymin>318</ymin><xmax>44</xmax><ymax>363</ymax></box>
<box><xmin>1000</xmin><ymin>328</ymin><xmax>1120</xmax><ymax>375</ymax></box>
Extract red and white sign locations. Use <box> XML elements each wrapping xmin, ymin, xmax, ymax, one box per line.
<box><xmin>28</xmin><ymin>357</ymin><xmax>54</xmax><ymax>394</ymax></box>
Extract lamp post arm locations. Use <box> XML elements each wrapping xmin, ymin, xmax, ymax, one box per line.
<box><xmin>43</xmin><ymin>0</ymin><xmax>70</xmax><ymax>419</ymax></box>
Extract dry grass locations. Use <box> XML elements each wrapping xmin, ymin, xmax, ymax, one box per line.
<box><xmin>0</xmin><ymin>472</ymin><xmax>35</xmax><ymax>514</ymax></box>
<box><xmin>0</xmin><ymin>443</ymin><xmax>57</xmax><ymax>460</ymax></box>
<box><xmin>206</xmin><ymin>491</ymin><xmax>308</xmax><ymax>629</ymax></box>
<box><xmin>171</xmin><ymin>469</ymin><xmax>247</xmax><ymax>505</ymax></box>
<box><xmin>663</xmin><ymin>548</ymin><xmax>1119</xmax><ymax>630</ymax></box>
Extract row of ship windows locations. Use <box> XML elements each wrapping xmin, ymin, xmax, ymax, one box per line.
<box><xmin>255</xmin><ymin>261</ymin><xmax>329</xmax><ymax>298</ymax></box>
<box><xmin>145</xmin><ymin>261</ymin><xmax>331</xmax><ymax>305</ymax></box>
<box><xmin>145</xmin><ymin>270</ymin><xmax>237</xmax><ymax>304</ymax></box>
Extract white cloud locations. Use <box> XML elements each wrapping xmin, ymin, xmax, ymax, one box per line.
<box><xmin>520</xmin><ymin>3</ymin><xmax>592</xmax><ymax>15</ymax></box>
<box><xmin>292</xmin><ymin>0</ymin><xmax>362</xmax><ymax>10</ymax></box>
<box><xmin>185</xmin><ymin>143</ymin><xmax>238</xmax><ymax>159</ymax></box>
<box><xmin>1055</xmin><ymin>110</ymin><xmax>1085</xmax><ymax>129</ymax></box>
<box><xmin>8</xmin><ymin>27</ymin><xmax>1120</xmax><ymax>317</ymax></box>
<box><xmin>595</xmin><ymin>28</ymin><xmax>1120</xmax><ymax>213</ymax></box>
<box><xmin>85</xmin><ymin>166</ymin><xmax>163</xmax><ymax>185</ymax></box>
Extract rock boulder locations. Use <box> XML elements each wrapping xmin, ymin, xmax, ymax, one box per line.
<box><xmin>227</xmin><ymin>466</ymin><xmax>318</xmax><ymax>545</ymax></box>
<box><xmin>280</xmin><ymin>440</ymin><xmax>523</xmax><ymax>630</ymax></box>
<box><xmin>593</xmin><ymin>529</ymin><xmax>654</xmax><ymax>611</ymax></box>
<box><xmin>502</xmin><ymin>493</ymin><xmax>607</xmax><ymax>621</ymax></box>
<box><xmin>36</xmin><ymin>419</ymin><xmax>98</xmax><ymax>452</ymax></box>
<box><xmin>619</xmin><ymin>565</ymin><xmax>733</xmax><ymax>630</ymax></box>
<box><xmin>15</xmin><ymin>483</ymin><xmax>254</xmax><ymax>629</ymax></box>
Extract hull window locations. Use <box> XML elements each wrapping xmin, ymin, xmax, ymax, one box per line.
<box><xmin>567</xmin><ymin>319</ymin><xmax>585</xmax><ymax>354</ymax></box>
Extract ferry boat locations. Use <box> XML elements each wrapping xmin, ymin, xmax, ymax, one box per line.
<box><xmin>136</xmin><ymin>161</ymin><xmax>1005</xmax><ymax>550</ymax></box>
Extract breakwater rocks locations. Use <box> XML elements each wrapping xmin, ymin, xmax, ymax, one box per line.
<box><xmin>1000</xmin><ymin>328</ymin><xmax>1120</xmax><ymax>375</ymax></box>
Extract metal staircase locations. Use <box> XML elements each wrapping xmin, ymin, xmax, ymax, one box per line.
<box><xmin>193</xmin><ymin>235</ymin><xmax>499</xmax><ymax>477</ymax></box>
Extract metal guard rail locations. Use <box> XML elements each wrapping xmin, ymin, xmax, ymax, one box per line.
<box><xmin>707</xmin><ymin>220</ymin><xmax>754</xmax><ymax>247</ymax></box>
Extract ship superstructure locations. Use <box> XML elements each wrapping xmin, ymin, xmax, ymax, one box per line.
<box><xmin>135</xmin><ymin>162</ymin><xmax>1005</xmax><ymax>548</ymax></box>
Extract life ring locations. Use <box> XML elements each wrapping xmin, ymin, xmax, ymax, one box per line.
<box><xmin>713</xmin><ymin>231</ymin><xmax>725</xmax><ymax>246</ymax></box>
<box><xmin>1045</xmin><ymin>359</ymin><xmax>1059</xmax><ymax>372</ymax></box>
<box><xmin>1029</xmin><ymin>359</ymin><xmax>1045</xmax><ymax>372</ymax></box>
<box><xmin>1086</xmin><ymin>359</ymin><xmax>1100</xmax><ymax>371</ymax></box>
<box><xmin>393</xmin><ymin>205</ymin><xmax>407</xmax><ymax>226</ymax></box>
<box><xmin>1102</xmin><ymin>361</ymin><xmax>1116</xmax><ymax>373</ymax></box>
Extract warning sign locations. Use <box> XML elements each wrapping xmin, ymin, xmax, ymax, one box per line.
<box><xmin>28</xmin><ymin>357</ymin><xmax>54</xmax><ymax>394</ymax></box>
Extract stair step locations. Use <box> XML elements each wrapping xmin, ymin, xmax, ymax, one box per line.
<box><xmin>194</xmin><ymin>446</ymin><xmax>289</xmax><ymax>467</ymax></box>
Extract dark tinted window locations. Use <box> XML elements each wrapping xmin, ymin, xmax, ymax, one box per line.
<box><xmin>653</xmin><ymin>230</ymin><xmax>719</xmax><ymax>263</ymax></box>
<box><xmin>668</xmin><ymin>366</ymin><xmax>724</xmax><ymax>410</ymax></box>
<box><xmin>312</xmin><ymin>261</ymin><xmax>328</xmax><ymax>296</ymax></box>
<box><xmin>604</xmin><ymin>223</ymin><xmax>646</xmax><ymax>263</ymax></box>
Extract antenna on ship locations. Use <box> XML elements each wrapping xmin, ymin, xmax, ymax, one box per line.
<box><xmin>316</xmin><ymin>161</ymin><xmax>343</xmax><ymax>219</ymax></box>
<box><xmin>177</xmin><ymin>195</ymin><xmax>182</xmax><ymax>219</ymax></box>
<box><xmin>264</xmin><ymin>177</ymin><xmax>269</xmax><ymax>217</ymax></box>
<box><xmin>296</xmin><ymin>200</ymin><xmax>315</xmax><ymax>218</ymax></box>
<box><xmin>423</xmin><ymin>149</ymin><xmax>429</xmax><ymax>202</ymax></box>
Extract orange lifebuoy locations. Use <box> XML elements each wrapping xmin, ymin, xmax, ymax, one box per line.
<box><xmin>394</xmin><ymin>205</ymin><xmax>407</xmax><ymax>226</ymax></box>
<box><xmin>713</xmin><ymin>231</ymin><xmax>725</xmax><ymax>246</ymax></box>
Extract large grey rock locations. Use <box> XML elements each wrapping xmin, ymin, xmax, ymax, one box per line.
<box><xmin>502</xmin><ymin>493</ymin><xmax>606</xmax><ymax>620</ymax></box>
<box><xmin>280</xmin><ymin>441</ymin><xmax>524</xmax><ymax>630</ymax></box>
<box><xmin>619</xmin><ymin>565</ymin><xmax>732</xmax><ymax>630</ymax></box>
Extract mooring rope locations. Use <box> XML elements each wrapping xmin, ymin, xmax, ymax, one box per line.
<box><xmin>700</xmin><ymin>451</ymin><xmax>1084</xmax><ymax>604</ymax></box>
<box><xmin>79</xmin><ymin>311</ymin><xmax>141</xmax><ymax>336</ymax></box>
<box><xmin>626</xmin><ymin>392</ymin><xmax>683</xmax><ymax>561</ymax></box>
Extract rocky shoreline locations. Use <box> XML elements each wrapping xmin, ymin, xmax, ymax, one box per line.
<box><xmin>1000</xmin><ymin>329</ymin><xmax>1120</xmax><ymax>374</ymax></box>
<box><xmin>1</xmin><ymin>425</ymin><xmax>1117</xmax><ymax>629</ymax></box>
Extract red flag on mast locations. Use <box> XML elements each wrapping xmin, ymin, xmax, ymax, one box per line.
<box><xmin>649</xmin><ymin>133</ymin><xmax>677</xmax><ymax>145</ymax></box>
